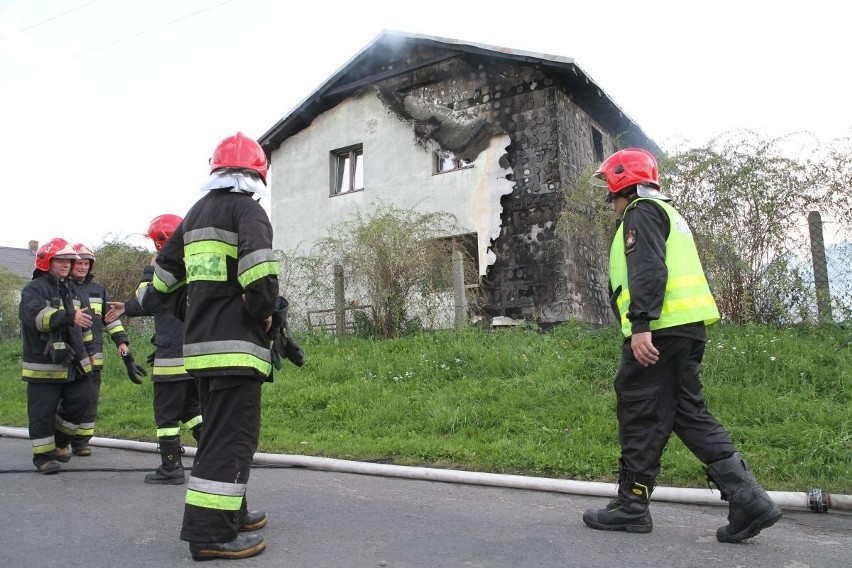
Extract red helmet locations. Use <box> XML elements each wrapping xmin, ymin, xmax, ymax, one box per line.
<box><xmin>34</xmin><ymin>238</ymin><xmax>79</xmax><ymax>272</ymax></box>
<box><xmin>72</xmin><ymin>243</ymin><xmax>95</xmax><ymax>273</ymax></box>
<box><xmin>209</xmin><ymin>132</ymin><xmax>268</xmax><ymax>183</ymax></box>
<box><xmin>147</xmin><ymin>214</ymin><xmax>182</xmax><ymax>251</ymax></box>
<box><xmin>591</xmin><ymin>148</ymin><xmax>660</xmax><ymax>200</ymax></box>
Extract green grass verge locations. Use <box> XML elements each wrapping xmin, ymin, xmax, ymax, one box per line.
<box><xmin>1</xmin><ymin>322</ymin><xmax>849</xmax><ymax>493</ymax></box>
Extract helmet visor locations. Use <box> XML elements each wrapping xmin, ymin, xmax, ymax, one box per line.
<box><xmin>590</xmin><ymin>171</ymin><xmax>609</xmax><ymax>188</ymax></box>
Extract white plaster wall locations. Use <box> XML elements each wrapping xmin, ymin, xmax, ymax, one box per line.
<box><xmin>269</xmin><ymin>91</ymin><xmax>513</xmax><ymax>275</ymax></box>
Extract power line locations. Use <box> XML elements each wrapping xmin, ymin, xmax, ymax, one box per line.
<box><xmin>0</xmin><ymin>0</ymin><xmax>101</xmax><ymax>41</ymax></box>
<box><xmin>0</xmin><ymin>0</ymin><xmax>233</xmax><ymax>83</ymax></box>
<box><xmin>72</xmin><ymin>0</ymin><xmax>232</xmax><ymax>58</ymax></box>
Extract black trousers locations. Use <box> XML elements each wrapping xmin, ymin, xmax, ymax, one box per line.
<box><xmin>180</xmin><ymin>377</ymin><xmax>262</xmax><ymax>543</ymax></box>
<box><xmin>73</xmin><ymin>369</ymin><xmax>101</xmax><ymax>442</ymax></box>
<box><xmin>153</xmin><ymin>379</ymin><xmax>201</xmax><ymax>438</ymax></box>
<box><xmin>615</xmin><ymin>335</ymin><xmax>735</xmax><ymax>478</ymax></box>
<box><xmin>27</xmin><ymin>375</ymin><xmax>93</xmax><ymax>465</ymax></box>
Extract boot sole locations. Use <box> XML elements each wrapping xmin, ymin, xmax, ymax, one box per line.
<box><xmin>583</xmin><ymin>518</ymin><xmax>653</xmax><ymax>533</ymax></box>
<box><xmin>717</xmin><ymin>508</ymin><xmax>783</xmax><ymax>543</ymax></box>
<box><xmin>72</xmin><ymin>449</ymin><xmax>91</xmax><ymax>456</ymax></box>
<box><xmin>144</xmin><ymin>476</ymin><xmax>185</xmax><ymax>485</ymax></box>
<box><xmin>190</xmin><ymin>541</ymin><xmax>266</xmax><ymax>561</ymax></box>
<box><xmin>239</xmin><ymin>517</ymin><xmax>268</xmax><ymax>532</ymax></box>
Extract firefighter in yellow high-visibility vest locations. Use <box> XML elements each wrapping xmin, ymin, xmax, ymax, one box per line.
<box><xmin>582</xmin><ymin>148</ymin><xmax>781</xmax><ymax>543</ymax></box>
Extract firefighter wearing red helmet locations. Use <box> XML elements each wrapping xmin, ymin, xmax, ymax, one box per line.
<box><xmin>64</xmin><ymin>243</ymin><xmax>138</xmax><ymax>458</ymax></box>
<box><xmin>105</xmin><ymin>214</ymin><xmax>203</xmax><ymax>485</ymax></box>
<box><xmin>18</xmin><ymin>238</ymin><xmax>94</xmax><ymax>474</ymax></box>
<box><xmin>152</xmin><ymin>133</ymin><xmax>279</xmax><ymax>561</ymax></box>
<box><xmin>147</xmin><ymin>214</ymin><xmax>183</xmax><ymax>252</ymax></box>
<box><xmin>582</xmin><ymin>148</ymin><xmax>781</xmax><ymax>543</ymax></box>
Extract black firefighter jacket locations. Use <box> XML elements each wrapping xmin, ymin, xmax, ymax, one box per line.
<box><xmin>19</xmin><ymin>272</ymin><xmax>92</xmax><ymax>383</ymax></box>
<box><xmin>152</xmin><ymin>190</ymin><xmax>278</xmax><ymax>381</ymax></box>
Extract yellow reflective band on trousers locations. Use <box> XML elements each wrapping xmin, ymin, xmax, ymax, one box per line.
<box><xmin>157</xmin><ymin>427</ymin><xmax>180</xmax><ymax>437</ymax></box>
<box><xmin>609</xmin><ymin>198</ymin><xmax>720</xmax><ymax>337</ymax></box>
<box><xmin>184</xmin><ymin>415</ymin><xmax>203</xmax><ymax>430</ymax></box>
<box><xmin>185</xmin><ymin>476</ymin><xmax>245</xmax><ymax>511</ymax></box>
<box><xmin>31</xmin><ymin>436</ymin><xmax>55</xmax><ymax>455</ymax></box>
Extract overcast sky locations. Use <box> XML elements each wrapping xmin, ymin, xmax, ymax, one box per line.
<box><xmin>1</xmin><ymin>0</ymin><xmax>848</xmax><ymax>250</ymax></box>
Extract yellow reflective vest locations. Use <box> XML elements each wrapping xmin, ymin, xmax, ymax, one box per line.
<box><xmin>609</xmin><ymin>198</ymin><xmax>720</xmax><ymax>337</ymax></box>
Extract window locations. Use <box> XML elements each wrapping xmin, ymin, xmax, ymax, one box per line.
<box><xmin>332</xmin><ymin>145</ymin><xmax>364</xmax><ymax>195</ymax></box>
<box><xmin>433</xmin><ymin>150</ymin><xmax>473</xmax><ymax>174</ymax></box>
<box><xmin>592</xmin><ymin>128</ymin><xmax>604</xmax><ymax>162</ymax></box>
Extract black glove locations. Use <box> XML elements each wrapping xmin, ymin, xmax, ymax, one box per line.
<box><xmin>146</xmin><ymin>352</ymin><xmax>155</xmax><ymax>366</ymax></box>
<box><xmin>121</xmin><ymin>351</ymin><xmax>147</xmax><ymax>384</ymax></box>
<box><xmin>269</xmin><ymin>296</ymin><xmax>304</xmax><ymax>369</ymax></box>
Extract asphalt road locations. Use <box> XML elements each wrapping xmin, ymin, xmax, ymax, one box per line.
<box><xmin>1</xmin><ymin>435</ymin><xmax>849</xmax><ymax>567</ymax></box>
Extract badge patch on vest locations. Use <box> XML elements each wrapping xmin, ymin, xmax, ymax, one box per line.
<box><xmin>625</xmin><ymin>229</ymin><xmax>637</xmax><ymax>254</ymax></box>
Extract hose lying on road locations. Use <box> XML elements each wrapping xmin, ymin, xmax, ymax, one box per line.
<box><xmin>1</xmin><ymin>426</ymin><xmax>848</xmax><ymax>513</ymax></box>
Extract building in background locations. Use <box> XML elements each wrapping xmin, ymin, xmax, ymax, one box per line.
<box><xmin>260</xmin><ymin>30</ymin><xmax>660</xmax><ymax>327</ymax></box>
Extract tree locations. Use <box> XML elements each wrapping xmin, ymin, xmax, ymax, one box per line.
<box><xmin>0</xmin><ymin>268</ymin><xmax>27</xmax><ymax>340</ymax></box>
<box><xmin>559</xmin><ymin>130</ymin><xmax>852</xmax><ymax>326</ymax></box>
<box><xmin>312</xmin><ymin>202</ymin><xmax>479</xmax><ymax>337</ymax></box>
<box><xmin>92</xmin><ymin>239</ymin><xmax>154</xmax><ymax>332</ymax></box>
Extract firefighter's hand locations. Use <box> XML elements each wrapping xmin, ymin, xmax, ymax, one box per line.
<box><xmin>121</xmin><ymin>351</ymin><xmax>147</xmax><ymax>384</ymax></box>
<box><xmin>630</xmin><ymin>332</ymin><xmax>659</xmax><ymax>367</ymax></box>
<box><xmin>74</xmin><ymin>308</ymin><xmax>93</xmax><ymax>328</ymax></box>
<box><xmin>105</xmin><ymin>302</ymin><xmax>125</xmax><ymax>323</ymax></box>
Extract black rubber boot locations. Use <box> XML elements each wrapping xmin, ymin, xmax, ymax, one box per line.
<box><xmin>145</xmin><ymin>437</ymin><xmax>185</xmax><ymax>485</ymax></box>
<box><xmin>189</xmin><ymin>533</ymin><xmax>266</xmax><ymax>561</ymax></box>
<box><xmin>706</xmin><ymin>452</ymin><xmax>782</xmax><ymax>542</ymax></box>
<box><xmin>71</xmin><ymin>436</ymin><xmax>92</xmax><ymax>457</ymax></box>
<box><xmin>239</xmin><ymin>510</ymin><xmax>268</xmax><ymax>532</ymax></box>
<box><xmin>583</xmin><ymin>470</ymin><xmax>654</xmax><ymax>533</ymax></box>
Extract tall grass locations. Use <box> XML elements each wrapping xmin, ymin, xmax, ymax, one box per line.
<box><xmin>1</xmin><ymin>322</ymin><xmax>849</xmax><ymax>493</ymax></box>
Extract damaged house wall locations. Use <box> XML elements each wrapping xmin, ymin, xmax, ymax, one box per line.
<box><xmin>261</xmin><ymin>31</ymin><xmax>659</xmax><ymax>327</ymax></box>
<box><xmin>268</xmin><ymin>90</ymin><xmax>513</xmax><ymax>277</ymax></box>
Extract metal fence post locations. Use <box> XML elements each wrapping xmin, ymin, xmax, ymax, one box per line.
<box><xmin>808</xmin><ymin>211</ymin><xmax>833</xmax><ymax>323</ymax></box>
<box><xmin>452</xmin><ymin>249</ymin><xmax>467</xmax><ymax>328</ymax></box>
<box><xmin>334</xmin><ymin>264</ymin><xmax>346</xmax><ymax>334</ymax></box>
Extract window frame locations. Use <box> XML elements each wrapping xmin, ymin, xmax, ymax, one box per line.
<box><xmin>331</xmin><ymin>144</ymin><xmax>364</xmax><ymax>196</ymax></box>
<box><xmin>432</xmin><ymin>150</ymin><xmax>473</xmax><ymax>175</ymax></box>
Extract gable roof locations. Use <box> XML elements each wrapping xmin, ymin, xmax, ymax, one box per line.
<box><xmin>0</xmin><ymin>245</ymin><xmax>36</xmax><ymax>279</ymax></box>
<box><xmin>259</xmin><ymin>29</ymin><xmax>660</xmax><ymax>154</ymax></box>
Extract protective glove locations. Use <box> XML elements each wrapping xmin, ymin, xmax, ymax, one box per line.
<box><xmin>121</xmin><ymin>351</ymin><xmax>147</xmax><ymax>384</ymax></box>
<box><xmin>269</xmin><ymin>296</ymin><xmax>304</xmax><ymax>369</ymax></box>
<box><xmin>146</xmin><ymin>352</ymin><xmax>155</xmax><ymax>366</ymax></box>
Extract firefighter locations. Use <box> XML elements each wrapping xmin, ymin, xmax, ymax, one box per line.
<box><xmin>582</xmin><ymin>148</ymin><xmax>782</xmax><ymax>542</ymax></box>
<box><xmin>153</xmin><ymin>132</ymin><xmax>278</xmax><ymax>561</ymax></box>
<box><xmin>18</xmin><ymin>238</ymin><xmax>93</xmax><ymax>474</ymax></box>
<box><xmin>105</xmin><ymin>215</ymin><xmax>203</xmax><ymax>485</ymax></box>
<box><xmin>64</xmin><ymin>243</ymin><xmax>141</xmax><ymax>457</ymax></box>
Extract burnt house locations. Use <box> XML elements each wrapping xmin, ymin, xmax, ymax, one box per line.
<box><xmin>259</xmin><ymin>30</ymin><xmax>660</xmax><ymax>327</ymax></box>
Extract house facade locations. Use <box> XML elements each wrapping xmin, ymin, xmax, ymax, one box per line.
<box><xmin>259</xmin><ymin>30</ymin><xmax>660</xmax><ymax>327</ymax></box>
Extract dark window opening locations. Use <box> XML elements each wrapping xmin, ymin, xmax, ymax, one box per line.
<box><xmin>592</xmin><ymin>128</ymin><xmax>604</xmax><ymax>162</ymax></box>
